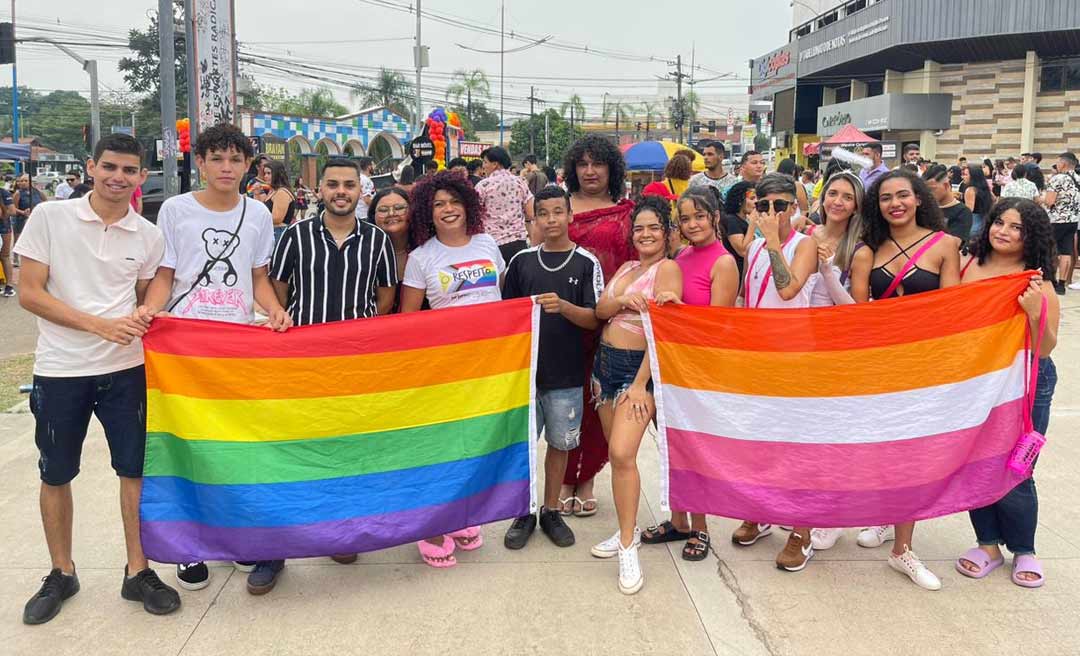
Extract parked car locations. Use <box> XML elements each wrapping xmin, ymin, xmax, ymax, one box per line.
<box><xmin>141</xmin><ymin>171</ymin><xmax>163</xmax><ymax>223</ymax></box>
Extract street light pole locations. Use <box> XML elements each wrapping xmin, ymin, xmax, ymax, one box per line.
<box><xmin>32</xmin><ymin>38</ymin><xmax>100</xmax><ymax>147</ymax></box>
<box><xmin>159</xmin><ymin>0</ymin><xmax>178</xmax><ymax>200</ymax></box>
<box><xmin>499</xmin><ymin>0</ymin><xmax>505</xmax><ymax>146</ymax></box>
<box><xmin>414</xmin><ymin>0</ymin><xmax>422</xmax><ymax>134</ymax></box>
<box><xmin>10</xmin><ymin>0</ymin><xmax>18</xmax><ymax>174</ymax></box>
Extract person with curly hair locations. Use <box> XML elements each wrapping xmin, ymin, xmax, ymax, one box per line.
<box><xmin>588</xmin><ymin>196</ymin><xmax>682</xmax><ymax>594</ymax></box>
<box><xmin>849</xmin><ymin>169</ymin><xmax>960</xmax><ymax>591</ymax></box>
<box><xmin>558</xmin><ymin>135</ymin><xmax>637</xmax><ymax>518</ymax></box>
<box><xmin>400</xmin><ymin>171</ymin><xmax>504</xmax><ymax>568</ymax></box>
<box><xmin>953</xmin><ymin>198</ymin><xmax>1059</xmax><ymax>588</ymax></box>
<box><xmin>661</xmin><ymin>153</ymin><xmax>694</xmax><ymax>200</ymax></box>
<box><xmin>720</xmin><ymin>180</ymin><xmax>757</xmax><ymax>278</ymax></box>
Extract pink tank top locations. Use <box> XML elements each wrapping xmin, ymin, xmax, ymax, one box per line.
<box><xmin>676</xmin><ymin>240</ymin><xmax>730</xmax><ymax>306</ymax></box>
<box><xmin>605</xmin><ymin>260</ymin><xmax>662</xmax><ymax>335</ymax></box>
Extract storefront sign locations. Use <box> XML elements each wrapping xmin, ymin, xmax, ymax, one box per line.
<box><xmin>192</xmin><ymin>0</ymin><xmax>238</xmax><ymax>127</ymax></box>
<box><xmin>800</xmin><ymin>16</ymin><xmax>890</xmax><ymax>63</ymax></box>
<box><xmin>749</xmin><ymin>44</ymin><xmax>796</xmax><ymax>101</ymax></box>
<box><xmin>261</xmin><ymin>136</ymin><xmax>286</xmax><ymax>159</ymax></box>
<box><xmin>410</xmin><ymin>136</ymin><xmax>435</xmax><ymax>160</ymax></box>
<box><xmin>816</xmin><ymin>93</ymin><xmax>951</xmax><ymax>137</ymax></box>
<box><xmin>459</xmin><ymin>141</ymin><xmax>490</xmax><ymax>158</ymax></box>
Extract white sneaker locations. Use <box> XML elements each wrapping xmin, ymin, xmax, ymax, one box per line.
<box><xmin>811</xmin><ymin>528</ymin><xmax>843</xmax><ymax>551</ymax></box>
<box><xmin>617</xmin><ymin>541</ymin><xmax>644</xmax><ymax>594</ymax></box>
<box><xmin>1069</xmin><ymin>282</ymin><xmax>1080</xmax><ymax>291</ymax></box>
<box><xmin>888</xmin><ymin>548</ymin><xmax>942</xmax><ymax>590</ymax></box>
<box><xmin>591</xmin><ymin>527</ymin><xmax>640</xmax><ymax>559</ymax></box>
<box><xmin>857</xmin><ymin>525</ymin><xmax>895</xmax><ymax>548</ymax></box>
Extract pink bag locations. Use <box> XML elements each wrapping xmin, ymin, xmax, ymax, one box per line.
<box><xmin>1007</xmin><ymin>295</ymin><xmax>1049</xmax><ymax>475</ymax></box>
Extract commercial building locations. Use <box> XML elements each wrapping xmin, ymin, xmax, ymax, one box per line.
<box><xmin>752</xmin><ymin>0</ymin><xmax>1080</xmax><ymax>167</ymax></box>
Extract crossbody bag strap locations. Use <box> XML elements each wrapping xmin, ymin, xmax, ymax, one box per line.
<box><xmin>879</xmin><ymin>231</ymin><xmax>945</xmax><ymax>300</ymax></box>
<box><xmin>1023</xmin><ymin>295</ymin><xmax>1049</xmax><ymax>433</ymax></box>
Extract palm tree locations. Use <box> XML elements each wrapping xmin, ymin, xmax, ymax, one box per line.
<box><xmin>683</xmin><ymin>90</ymin><xmax>702</xmax><ymax>128</ymax></box>
<box><xmin>640</xmin><ymin>101</ymin><xmax>664</xmax><ymax>136</ymax></box>
<box><xmin>445</xmin><ymin>69</ymin><xmax>491</xmax><ymax>126</ymax></box>
<box><xmin>560</xmin><ymin>94</ymin><xmax>586</xmax><ymax>128</ymax></box>
<box><xmin>351</xmin><ymin>68</ymin><xmax>414</xmax><ymax>122</ymax></box>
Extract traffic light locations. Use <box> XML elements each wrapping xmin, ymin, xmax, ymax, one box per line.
<box><xmin>636</xmin><ymin>122</ymin><xmax>642</xmax><ymax>131</ymax></box>
<box><xmin>692</xmin><ymin>122</ymin><xmax>702</xmax><ymax>133</ymax></box>
<box><xmin>0</xmin><ymin>23</ymin><xmax>13</xmax><ymax>65</ymax></box>
<box><xmin>176</xmin><ymin>118</ymin><xmax>191</xmax><ymax>154</ymax></box>
<box><xmin>707</xmin><ymin>120</ymin><xmax>717</xmax><ymax>132</ymax></box>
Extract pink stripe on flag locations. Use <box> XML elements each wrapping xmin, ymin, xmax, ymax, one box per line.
<box><xmin>668</xmin><ymin>398</ymin><xmax>1025</xmax><ymax>492</ymax></box>
<box><xmin>669</xmin><ymin>455</ymin><xmax>1027</xmax><ymax>528</ymax></box>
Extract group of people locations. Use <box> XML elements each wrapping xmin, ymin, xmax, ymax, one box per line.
<box><xmin>15</xmin><ymin>123</ymin><xmax>1062</xmax><ymax>627</ymax></box>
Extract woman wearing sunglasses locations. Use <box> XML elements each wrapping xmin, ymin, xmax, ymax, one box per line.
<box><xmin>850</xmin><ymin>169</ymin><xmax>960</xmax><ymax>591</ymax></box>
<box><xmin>731</xmin><ymin>173</ymin><xmax>821</xmax><ymax>573</ymax></box>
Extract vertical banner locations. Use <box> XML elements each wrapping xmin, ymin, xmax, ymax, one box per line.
<box><xmin>192</xmin><ymin>0</ymin><xmax>237</xmax><ymax>127</ymax></box>
<box><xmin>726</xmin><ymin>108</ymin><xmax>733</xmax><ymax>138</ymax></box>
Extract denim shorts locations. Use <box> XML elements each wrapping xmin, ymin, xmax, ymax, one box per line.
<box><xmin>591</xmin><ymin>342</ymin><xmax>653</xmax><ymax>407</ymax></box>
<box><xmin>536</xmin><ymin>387</ymin><xmax>583</xmax><ymax>451</ymax></box>
<box><xmin>30</xmin><ymin>365</ymin><xmax>148</xmax><ymax>485</ymax></box>
<box><xmin>12</xmin><ymin>215</ymin><xmax>26</xmax><ymax>234</ymax></box>
<box><xmin>0</xmin><ymin>217</ymin><xmax>9</xmax><ymax>235</ymax></box>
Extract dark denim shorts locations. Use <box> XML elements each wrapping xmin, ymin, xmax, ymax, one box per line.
<box><xmin>30</xmin><ymin>365</ymin><xmax>147</xmax><ymax>485</ymax></box>
<box><xmin>591</xmin><ymin>342</ymin><xmax>653</xmax><ymax>407</ymax></box>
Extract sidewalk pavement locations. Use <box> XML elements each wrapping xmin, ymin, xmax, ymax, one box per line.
<box><xmin>2</xmin><ymin>296</ymin><xmax>1079</xmax><ymax>656</ymax></box>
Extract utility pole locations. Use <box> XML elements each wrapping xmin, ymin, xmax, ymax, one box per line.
<box><xmin>675</xmin><ymin>54</ymin><xmax>685</xmax><ymax>144</ymax></box>
<box><xmin>414</xmin><ymin>0</ymin><xmax>424</xmax><ymax>135</ymax></box>
<box><xmin>34</xmin><ymin>39</ymin><xmax>100</xmax><ymax>148</ymax></box>
<box><xmin>10</xmin><ymin>0</ymin><xmax>18</xmax><ymax>174</ymax></box>
<box><xmin>498</xmin><ymin>0</ymin><xmax>505</xmax><ymax>146</ymax></box>
<box><xmin>183</xmin><ymin>0</ymin><xmax>198</xmax><ymax>186</ymax></box>
<box><xmin>159</xmin><ymin>0</ymin><xmax>178</xmax><ymax>200</ymax></box>
<box><xmin>544</xmin><ymin>111</ymin><xmax>550</xmax><ymax>165</ymax></box>
<box><xmin>526</xmin><ymin>85</ymin><xmax>543</xmax><ymax>154</ymax></box>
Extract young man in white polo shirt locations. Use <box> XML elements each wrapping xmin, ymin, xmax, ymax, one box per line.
<box><xmin>136</xmin><ymin>122</ymin><xmax>292</xmax><ymax>595</ymax></box>
<box><xmin>16</xmin><ymin>133</ymin><xmax>181</xmax><ymax>625</ymax></box>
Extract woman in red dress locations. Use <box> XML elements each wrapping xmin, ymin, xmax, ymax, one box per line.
<box><xmin>561</xmin><ymin>135</ymin><xmax>637</xmax><ymax>515</ymax></box>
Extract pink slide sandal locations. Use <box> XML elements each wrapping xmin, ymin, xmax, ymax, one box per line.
<box><xmin>417</xmin><ymin>536</ymin><xmax>457</xmax><ymax>568</ymax></box>
<box><xmin>955</xmin><ymin>547</ymin><xmax>1005</xmax><ymax>579</ymax></box>
<box><xmin>1012</xmin><ymin>554</ymin><xmax>1045</xmax><ymax>588</ymax></box>
<box><xmin>447</xmin><ymin>526</ymin><xmax>484</xmax><ymax>551</ymax></box>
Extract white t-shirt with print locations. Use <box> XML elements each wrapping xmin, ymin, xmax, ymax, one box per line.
<box><xmin>355</xmin><ymin>174</ymin><xmax>376</xmax><ymax>219</ymax></box>
<box><xmin>402</xmin><ymin>233</ymin><xmax>506</xmax><ymax>309</ymax></box>
<box><xmin>157</xmin><ymin>192</ymin><xmax>274</xmax><ymax>323</ymax></box>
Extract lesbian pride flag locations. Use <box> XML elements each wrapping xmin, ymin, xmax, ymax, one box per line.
<box><xmin>645</xmin><ymin>272</ymin><xmax>1036</xmax><ymax>528</ymax></box>
<box><xmin>139</xmin><ymin>299</ymin><xmax>538</xmax><ymax>563</ymax></box>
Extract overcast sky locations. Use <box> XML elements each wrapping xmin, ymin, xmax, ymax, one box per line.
<box><xmin>14</xmin><ymin>0</ymin><xmax>796</xmax><ymax>119</ymax></box>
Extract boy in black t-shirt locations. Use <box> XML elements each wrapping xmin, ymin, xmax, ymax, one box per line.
<box><xmin>501</xmin><ymin>186</ymin><xmax>604</xmax><ymax>550</ymax></box>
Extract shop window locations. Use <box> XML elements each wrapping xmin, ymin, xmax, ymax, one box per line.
<box><xmin>817</xmin><ymin>11</ymin><xmax>839</xmax><ymax>29</ymax></box>
<box><xmin>795</xmin><ymin>23</ymin><xmax>812</xmax><ymax>38</ymax></box>
<box><xmin>1041</xmin><ymin>61</ymin><xmax>1080</xmax><ymax>92</ymax></box>
<box><xmin>845</xmin><ymin>0</ymin><xmax>867</xmax><ymax>16</ymax></box>
<box><xmin>835</xmin><ymin>86</ymin><xmax>851</xmax><ymax>103</ymax></box>
<box><xmin>867</xmin><ymin>79</ymin><xmax>885</xmax><ymax>97</ymax></box>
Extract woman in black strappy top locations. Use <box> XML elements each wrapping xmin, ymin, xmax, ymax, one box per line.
<box><xmin>849</xmin><ymin>169</ymin><xmax>960</xmax><ymax>591</ymax></box>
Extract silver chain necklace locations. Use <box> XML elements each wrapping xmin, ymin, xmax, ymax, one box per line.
<box><xmin>537</xmin><ymin>244</ymin><xmax>577</xmax><ymax>273</ymax></box>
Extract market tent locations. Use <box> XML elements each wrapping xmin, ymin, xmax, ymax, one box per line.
<box><xmin>824</xmin><ymin>124</ymin><xmax>878</xmax><ymax>144</ymax></box>
<box><xmin>0</xmin><ymin>143</ymin><xmax>31</xmax><ymax>160</ymax></box>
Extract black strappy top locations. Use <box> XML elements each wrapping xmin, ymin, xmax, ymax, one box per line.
<box><xmin>869</xmin><ymin>232</ymin><xmax>941</xmax><ymax>299</ymax></box>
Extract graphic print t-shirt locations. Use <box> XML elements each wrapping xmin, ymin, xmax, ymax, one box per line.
<box><xmin>157</xmin><ymin>192</ymin><xmax>275</xmax><ymax>323</ymax></box>
<box><xmin>402</xmin><ymin>233</ymin><xmax>505</xmax><ymax>309</ymax></box>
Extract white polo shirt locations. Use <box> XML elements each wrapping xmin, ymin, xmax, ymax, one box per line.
<box><xmin>14</xmin><ymin>193</ymin><xmax>165</xmax><ymax>377</ymax></box>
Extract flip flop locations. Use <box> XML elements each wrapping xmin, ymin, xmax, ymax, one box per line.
<box><xmin>448</xmin><ymin>526</ymin><xmax>484</xmax><ymax>551</ymax></box>
<box><xmin>417</xmin><ymin>536</ymin><xmax>457</xmax><ymax>568</ymax></box>
<box><xmin>955</xmin><ymin>547</ymin><xmax>1005</xmax><ymax>579</ymax></box>
<box><xmin>558</xmin><ymin>496</ymin><xmax>581</xmax><ymax>516</ymax></box>
<box><xmin>575</xmin><ymin>498</ymin><xmax>598</xmax><ymax>517</ymax></box>
<box><xmin>1012</xmin><ymin>554</ymin><xmax>1045</xmax><ymax>588</ymax></box>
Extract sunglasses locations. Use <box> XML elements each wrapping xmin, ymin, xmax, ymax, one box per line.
<box><xmin>754</xmin><ymin>199</ymin><xmax>792</xmax><ymax>214</ymax></box>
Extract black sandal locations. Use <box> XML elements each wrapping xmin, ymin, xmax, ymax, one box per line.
<box><xmin>641</xmin><ymin>520</ymin><xmax>692</xmax><ymax>544</ymax></box>
<box><xmin>682</xmin><ymin>531</ymin><xmax>711</xmax><ymax>561</ymax></box>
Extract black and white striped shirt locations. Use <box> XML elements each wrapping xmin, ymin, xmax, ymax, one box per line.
<box><xmin>270</xmin><ymin>214</ymin><xmax>398</xmax><ymax>326</ymax></box>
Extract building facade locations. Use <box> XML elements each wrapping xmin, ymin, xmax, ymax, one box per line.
<box><xmin>754</xmin><ymin>0</ymin><xmax>1080</xmax><ymax>167</ymax></box>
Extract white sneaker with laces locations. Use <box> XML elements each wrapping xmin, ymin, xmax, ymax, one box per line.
<box><xmin>617</xmin><ymin>541</ymin><xmax>644</xmax><ymax>594</ymax></box>
<box><xmin>888</xmin><ymin>548</ymin><xmax>942</xmax><ymax>590</ymax></box>
<box><xmin>591</xmin><ymin>527</ymin><xmax>640</xmax><ymax>559</ymax></box>
<box><xmin>857</xmin><ymin>525</ymin><xmax>895</xmax><ymax>548</ymax></box>
<box><xmin>811</xmin><ymin>528</ymin><xmax>843</xmax><ymax>551</ymax></box>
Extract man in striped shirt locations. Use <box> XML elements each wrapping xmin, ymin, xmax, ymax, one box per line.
<box><xmin>270</xmin><ymin>158</ymin><xmax>398</xmax><ymax>325</ymax></box>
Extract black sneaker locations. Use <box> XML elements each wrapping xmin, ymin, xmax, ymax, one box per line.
<box><xmin>176</xmin><ymin>562</ymin><xmax>210</xmax><ymax>591</ymax></box>
<box><xmin>539</xmin><ymin>508</ymin><xmax>576</xmax><ymax>547</ymax></box>
<box><xmin>1054</xmin><ymin>280</ymin><xmax>1067</xmax><ymax>295</ymax></box>
<box><xmin>503</xmin><ymin>514</ymin><xmax>537</xmax><ymax>549</ymax></box>
<box><xmin>2</xmin><ymin>285</ymin><xmax>14</xmax><ymax>297</ymax></box>
<box><xmin>246</xmin><ymin>560</ymin><xmax>285</xmax><ymax>595</ymax></box>
<box><xmin>121</xmin><ymin>566</ymin><xmax>181</xmax><ymax>615</ymax></box>
<box><xmin>23</xmin><ymin>567</ymin><xmax>79</xmax><ymax>625</ymax></box>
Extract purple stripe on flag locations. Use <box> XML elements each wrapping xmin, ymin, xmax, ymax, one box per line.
<box><xmin>669</xmin><ymin>454</ymin><xmax>1026</xmax><ymax>528</ymax></box>
<box><xmin>141</xmin><ymin>480</ymin><xmax>530</xmax><ymax>563</ymax></box>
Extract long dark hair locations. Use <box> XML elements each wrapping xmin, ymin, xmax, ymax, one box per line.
<box><xmin>970</xmin><ymin>198</ymin><xmax>1057</xmax><ymax>280</ymax></box>
<box><xmin>677</xmin><ymin>189</ymin><xmax>721</xmax><ymax>238</ymax></box>
<box><xmin>564</xmin><ymin>135</ymin><xmax>626</xmax><ymax>201</ymax></box>
<box><xmin>267</xmin><ymin>160</ymin><xmax>290</xmax><ymax>189</ymax></box>
<box><xmin>723</xmin><ymin>180</ymin><xmax>755</xmax><ymax>217</ymax></box>
<box><xmin>862</xmin><ymin>169</ymin><xmax>945</xmax><ymax>249</ymax></box>
<box><xmin>408</xmin><ymin>171</ymin><xmax>485</xmax><ymax>247</ymax></box>
<box><xmin>965</xmin><ymin>164</ymin><xmax>993</xmax><ymax>213</ymax></box>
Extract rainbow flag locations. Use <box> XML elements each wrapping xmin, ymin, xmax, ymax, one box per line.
<box><xmin>139</xmin><ymin>299</ymin><xmax>538</xmax><ymax>563</ymax></box>
<box><xmin>645</xmin><ymin>273</ymin><xmax>1035</xmax><ymax>527</ymax></box>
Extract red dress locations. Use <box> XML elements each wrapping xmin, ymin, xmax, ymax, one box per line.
<box><xmin>565</xmin><ymin>198</ymin><xmax>637</xmax><ymax>487</ymax></box>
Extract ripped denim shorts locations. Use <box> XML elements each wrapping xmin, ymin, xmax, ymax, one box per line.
<box><xmin>591</xmin><ymin>341</ymin><xmax>653</xmax><ymax>408</ymax></box>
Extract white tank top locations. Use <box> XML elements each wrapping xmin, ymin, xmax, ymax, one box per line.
<box><xmin>744</xmin><ymin>231</ymin><xmax>812</xmax><ymax>309</ymax></box>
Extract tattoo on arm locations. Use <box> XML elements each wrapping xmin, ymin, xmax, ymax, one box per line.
<box><xmin>767</xmin><ymin>248</ymin><xmax>793</xmax><ymax>290</ymax></box>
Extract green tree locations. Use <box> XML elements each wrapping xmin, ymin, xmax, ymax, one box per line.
<box><xmin>351</xmin><ymin>68</ymin><xmax>414</xmax><ymax>122</ymax></box>
<box><xmin>754</xmin><ymin>133</ymin><xmax>771</xmax><ymax>152</ymax></box>
<box><xmin>508</xmin><ymin>109</ymin><xmax>583</xmax><ymax>165</ymax></box>
<box><xmin>117</xmin><ymin>0</ymin><xmax>187</xmax><ymax>118</ymax></box>
<box><xmin>243</xmin><ymin>86</ymin><xmax>347</xmax><ymax>117</ymax></box>
<box><xmin>448</xmin><ymin>99</ymin><xmax>499</xmax><ymax>139</ymax></box>
<box><xmin>445</xmin><ymin>69</ymin><xmax>490</xmax><ymax>127</ymax></box>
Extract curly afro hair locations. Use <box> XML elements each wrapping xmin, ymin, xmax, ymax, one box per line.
<box><xmin>970</xmin><ymin>197</ymin><xmax>1058</xmax><ymax>281</ymax></box>
<box><xmin>723</xmin><ymin>180</ymin><xmax>756</xmax><ymax>217</ymax></box>
<box><xmin>862</xmin><ymin>169</ymin><xmax>945</xmax><ymax>250</ymax></box>
<box><xmin>408</xmin><ymin>171</ymin><xmax>486</xmax><ymax>247</ymax></box>
<box><xmin>627</xmin><ymin>195</ymin><xmax>674</xmax><ymax>252</ymax></box>
<box><xmin>563</xmin><ymin>134</ymin><xmax>626</xmax><ymax>202</ymax></box>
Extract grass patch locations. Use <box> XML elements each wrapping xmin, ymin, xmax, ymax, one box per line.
<box><xmin>0</xmin><ymin>353</ymin><xmax>34</xmax><ymax>411</ymax></box>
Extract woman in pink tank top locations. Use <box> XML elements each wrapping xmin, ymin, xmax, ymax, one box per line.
<box><xmin>641</xmin><ymin>189</ymin><xmax>738</xmax><ymax>561</ymax></box>
<box><xmin>590</xmin><ymin>197</ymin><xmax>682</xmax><ymax>595</ymax></box>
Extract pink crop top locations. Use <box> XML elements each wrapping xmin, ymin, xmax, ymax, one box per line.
<box><xmin>675</xmin><ymin>240</ymin><xmax>729</xmax><ymax>307</ymax></box>
<box><xmin>605</xmin><ymin>260</ymin><xmax>662</xmax><ymax>336</ymax></box>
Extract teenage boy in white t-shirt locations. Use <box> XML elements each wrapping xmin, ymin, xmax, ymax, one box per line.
<box><xmin>17</xmin><ymin>133</ymin><xmax>181</xmax><ymax>625</ymax></box>
<box><xmin>135</xmin><ymin>122</ymin><xmax>292</xmax><ymax>595</ymax></box>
